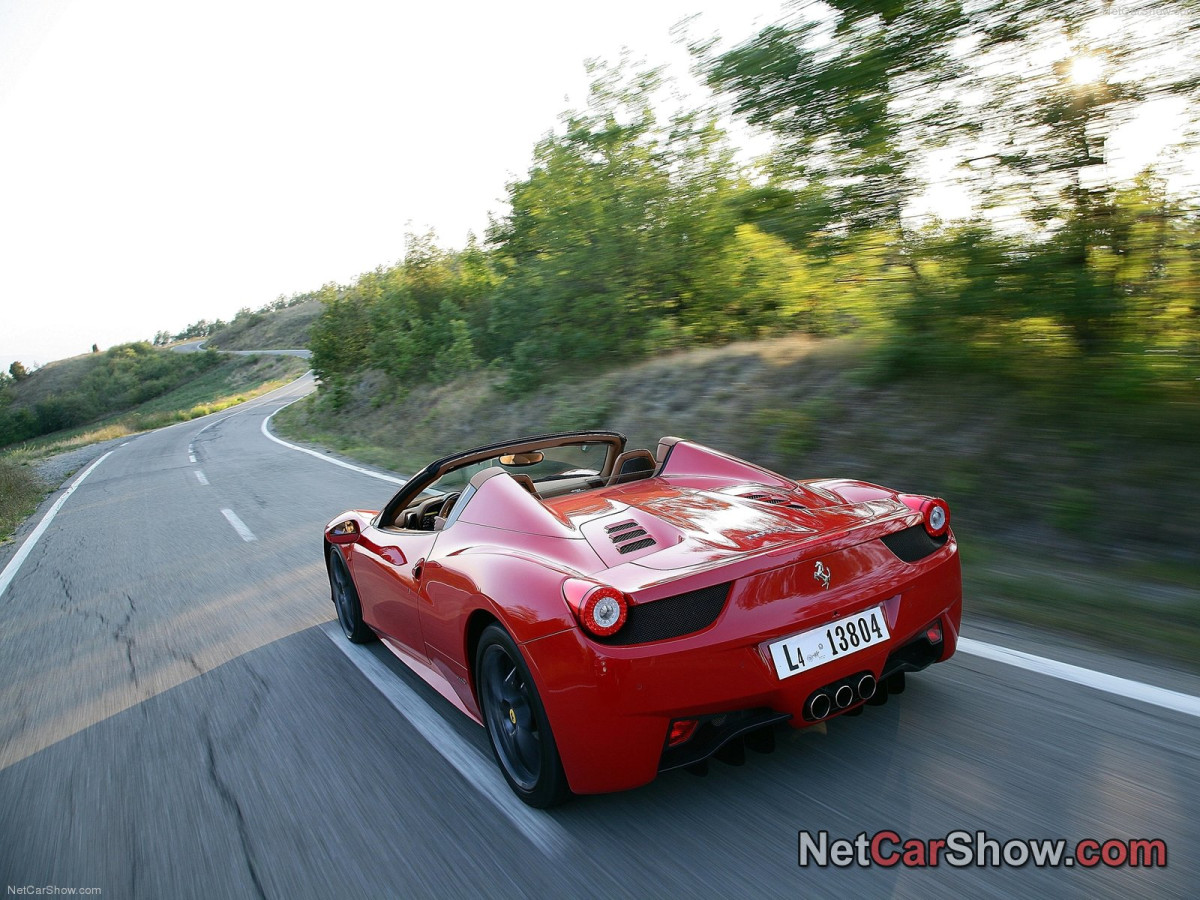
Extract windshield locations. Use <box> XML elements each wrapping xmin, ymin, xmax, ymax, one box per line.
<box><xmin>425</xmin><ymin>442</ymin><xmax>607</xmax><ymax>495</ymax></box>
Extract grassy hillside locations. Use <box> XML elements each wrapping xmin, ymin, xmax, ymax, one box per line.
<box><xmin>1</xmin><ymin>343</ymin><xmax>227</xmax><ymax>446</ymax></box>
<box><xmin>205</xmin><ymin>299</ymin><xmax>321</xmax><ymax>350</ymax></box>
<box><xmin>2</xmin><ymin>353</ymin><xmax>309</xmax><ymax>464</ymax></box>
<box><xmin>275</xmin><ymin>335</ymin><xmax>1200</xmax><ymax>669</ymax></box>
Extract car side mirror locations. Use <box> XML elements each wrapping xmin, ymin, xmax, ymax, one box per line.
<box><xmin>327</xmin><ymin>519</ymin><xmax>360</xmax><ymax>544</ymax></box>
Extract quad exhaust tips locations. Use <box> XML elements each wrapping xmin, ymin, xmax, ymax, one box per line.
<box><xmin>806</xmin><ymin>671</ymin><xmax>880</xmax><ymax>720</ymax></box>
<box><xmin>857</xmin><ymin>674</ymin><xmax>876</xmax><ymax>701</ymax></box>
<box><xmin>808</xmin><ymin>692</ymin><xmax>832</xmax><ymax>720</ymax></box>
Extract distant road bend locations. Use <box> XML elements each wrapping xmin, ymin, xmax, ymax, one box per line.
<box><xmin>0</xmin><ymin>371</ymin><xmax>1197</xmax><ymax>898</ymax></box>
<box><xmin>170</xmin><ymin>338</ymin><xmax>312</xmax><ymax>358</ymax></box>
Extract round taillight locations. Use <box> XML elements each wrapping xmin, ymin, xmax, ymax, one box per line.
<box><xmin>921</xmin><ymin>498</ymin><xmax>950</xmax><ymax>537</ymax></box>
<box><xmin>578</xmin><ymin>586</ymin><xmax>628</xmax><ymax>637</ymax></box>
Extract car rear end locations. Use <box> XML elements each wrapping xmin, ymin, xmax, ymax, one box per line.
<box><xmin>524</xmin><ymin>502</ymin><xmax>961</xmax><ymax>795</ymax></box>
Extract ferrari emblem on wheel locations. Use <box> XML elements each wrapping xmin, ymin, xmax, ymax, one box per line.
<box><xmin>509</xmin><ymin>708</ymin><xmax>517</xmax><ymax>725</ymax></box>
<box><xmin>814</xmin><ymin>561</ymin><xmax>831</xmax><ymax>590</ymax></box>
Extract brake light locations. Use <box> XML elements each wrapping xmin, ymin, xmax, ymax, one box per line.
<box><xmin>562</xmin><ymin>579</ymin><xmax>629</xmax><ymax>638</ymax></box>
<box><xmin>579</xmin><ymin>586</ymin><xmax>628</xmax><ymax>637</ymax></box>
<box><xmin>921</xmin><ymin>498</ymin><xmax>950</xmax><ymax>537</ymax></box>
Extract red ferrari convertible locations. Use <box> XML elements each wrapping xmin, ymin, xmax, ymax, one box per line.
<box><xmin>324</xmin><ymin>431</ymin><xmax>961</xmax><ymax>807</ymax></box>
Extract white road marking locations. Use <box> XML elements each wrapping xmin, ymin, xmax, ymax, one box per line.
<box><xmin>221</xmin><ymin>508</ymin><xmax>257</xmax><ymax>542</ymax></box>
<box><xmin>0</xmin><ymin>451</ymin><xmax>114</xmax><ymax>599</ymax></box>
<box><xmin>958</xmin><ymin>638</ymin><xmax>1200</xmax><ymax>719</ymax></box>
<box><xmin>188</xmin><ymin>454</ymin><xmax>196</xmax><ymax>463</ymax></box>
<box><xmin>194</xmin><ymin>470</ymin><xmax>208</xmax><ymax>485</ymax></box>
<box><xmin>320</xmin><ymin>622</ymin><xmax>571</xmax><ymax>858</ymax></box>
<box><xmin>260</xmin><ymin>404</ymin><xmax>406</xmax><ymax>486</ymax></box>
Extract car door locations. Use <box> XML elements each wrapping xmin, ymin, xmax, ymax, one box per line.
<box><xmin>350</xmin><ymin>522</ymin><xmax>438</xmax><ymax>660</ymax></box>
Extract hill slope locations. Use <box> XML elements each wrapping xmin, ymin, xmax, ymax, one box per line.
<box><xmin>205</xmin><ymin>299</ymin><xmax>321</xmax><ymax>351</ymax></box>
<box><xmin>275</xmin><ymin>334</ymin><xmax>1200</xmax><ymax>667</ymax></box>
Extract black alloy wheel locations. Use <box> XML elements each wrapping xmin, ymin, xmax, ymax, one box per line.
<box><xmin>328</xmin><ymin>547</ymin><xmax>375</xmax><ymax>644</ymax></box>
<box><xmin>475</xmin><ymin>624</ymin><xmax>569</xmax><ymax>808</ymax></box>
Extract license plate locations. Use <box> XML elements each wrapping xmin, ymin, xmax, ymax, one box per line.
<box><xmin>768</xmin><ymin>606</ymin><xmax>891</xmax><ymax>680</ymax></box>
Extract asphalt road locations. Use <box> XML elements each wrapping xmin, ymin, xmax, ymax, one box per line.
<box><xmin>1</xmin><ymin>374</ymin><xmax>1197</xmax><ymax>899</ymax></box>
<box><xmin>170</xmin><ymin>339</ymin><xmax>312</xmax><ymax>358</ymax></box>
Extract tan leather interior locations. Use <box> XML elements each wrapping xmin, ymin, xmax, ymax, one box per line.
<box><xmin>509</xmin><ymin>473</ymin><xmax>539</xmax><ymax>496</ymax></box>
<box><xmin>605</xmin><ymin>449</ymin><xmax>658</xmax><ymax>487</ymax></box>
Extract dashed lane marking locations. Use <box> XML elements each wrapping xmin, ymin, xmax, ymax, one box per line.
<box><xmin>221</xmin><ymin>508</ymin><xmax>257</xmax><ymax>542</ymax></box>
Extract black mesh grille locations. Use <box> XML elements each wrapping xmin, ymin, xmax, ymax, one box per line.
<box><xmin>606</xmin><ymin>521</ymin><xmax>639</xmax><ymax>534</ymax></box>
<box><xmin>880</xmin><ymin>524</ymin><xmax>948</xmax><ymax>562</ymax></box>
<box><xmin>596</xmin><ymin>582</ymin><xmax>731</xmax><ymax>646</ymax></box>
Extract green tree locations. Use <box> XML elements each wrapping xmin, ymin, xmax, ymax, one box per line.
<box><xmin>700</xmin><ymin>0</ymin><xmax>1200</xmax><ymax>357</ymax></box>
<box><xmin>487</xmin><ymin>59</ymin><xmax>751</xmax><ymax>378</ymax></box>
<box><xmin>697</xmin><ymin>1</ymin><xmax>966</xmax><ymax>231</ymax></box>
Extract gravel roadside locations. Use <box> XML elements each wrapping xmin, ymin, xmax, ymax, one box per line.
<box><xmin>31</xmin><ymin>435</ymin><xmax>132</xmax><ymax>489</ymax></box>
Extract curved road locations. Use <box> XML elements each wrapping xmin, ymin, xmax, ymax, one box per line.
<box><xmin>1</xmin><ymin>375</ymin><xmax>1197</xmax><ymax>898</ymax></box>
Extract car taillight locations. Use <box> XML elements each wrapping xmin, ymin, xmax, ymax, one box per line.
<box><xmin>920</xmin><ymin>498</ymin><xmax>950</xmax><ymax>537</ymax></box>
<box><xmin>563</xmin><ymin>579</ymin><xmax>629</xmax><ymax>638</ymax></box>
<box><xmin>898</xmin><ymin>494</ymin><xmax>951</xmax><ymax>537</ymax></box>
<box><xmin>579</xmin><ymin>586</ymin><xmax>628</xmax><ymax>637</ymax></box>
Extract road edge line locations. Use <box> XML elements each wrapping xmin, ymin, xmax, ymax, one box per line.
<box><xmin>958</xmin><ymin>637</ymin><xmax>1200</xmax><ymax>719</ymax></box>
<box><xmin>319</xmin><ymin>622</ymin><xmax>570</xmax><ymax>857</ymax></box>
<box><xmin>0</xmin><ymin>450</ymin><xmax>115</xmax><ymax>599</ymax></box>
<box><xmin>260</xmin><ymin>402</ymin><xmax>406</xmax><ymax>485</ymax></box>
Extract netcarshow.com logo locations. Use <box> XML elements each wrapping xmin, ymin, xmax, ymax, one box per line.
<box><xmin>797</xmin><ymin>830</ymin><xmax>1167</xmax><ymax>869</ymax></box>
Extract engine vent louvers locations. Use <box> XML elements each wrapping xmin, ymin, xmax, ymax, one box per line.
<box><xmin>606</xmin><ymin>520</ymin><xmax>640</xmax><ymax>535</ymax></box>
<box><xmin>617</xmin><ymin>537</ymin><xmax>655</xmax><ymax>554</ymax></box>
<box><xmin>607</xmin><ymin>520</ymin><xmax>657</xmax><ymax>554</ymax></box>
<box><xmin>595</xmin><ymin>582</ymin><xmax>732</xmax><ymax>646</ymax></box>
<box><xmin>743</xmin><ymin>492</ymin><xmax>807</xmax><ymax>510</ymax></box>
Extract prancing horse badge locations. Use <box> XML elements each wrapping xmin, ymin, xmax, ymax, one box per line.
<box><xmin>813</xmin><ymin>561</ymin><xmax>831</xmax><ymax>590</ymax></box>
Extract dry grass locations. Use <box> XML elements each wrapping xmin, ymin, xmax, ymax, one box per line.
<box><xmin>0</xmin><ymin>458</ymin><xmax>46</xmax><ymax>543</ymax></box>
<box><xmin>207</xmin><ymin>300</ymin><xmax>322</xmax><ymax>350</ymax></box>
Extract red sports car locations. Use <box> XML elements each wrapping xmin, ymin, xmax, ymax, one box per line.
<box><xmin>324</xmin><ymin>431</ymin><xmax>961</xmax><ymax>807</ymax></box>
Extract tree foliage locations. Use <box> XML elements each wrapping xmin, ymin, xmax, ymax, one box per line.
<box><xmin>302</xmin><ymin>5</ymin><xmax>1199</xmax><ymax>403</ymax></box>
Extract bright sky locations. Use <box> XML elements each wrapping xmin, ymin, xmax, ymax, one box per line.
<box><xmin>0</xmin><ymin>0</ymin><xmax>786</xmax><ymax>372</ymax></box>
<box><xmin>1</xmin><ymin>1</ymin><xmax>1195</xmax><ymax>374</ymax></box>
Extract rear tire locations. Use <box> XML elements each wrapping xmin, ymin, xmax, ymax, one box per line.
<box><xmin>475</xmin><ymin>624</ymin><xmax>570</xmax><ymax>808</ymax></box>
<box><xmin>328</xmin><ymin>546</ymin><xmax>375</xmax><ymax>644</ymax></box>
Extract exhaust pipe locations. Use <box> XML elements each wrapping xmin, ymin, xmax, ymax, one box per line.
<box><xmin>857</xmin><ymin>674</ymin><xmax>876</xmax><ymax>701</ymax></box>
<box><xmin>808</xmin><ymin>691</ymin><xmax>832</xmax><ymax>720</ymax></box>
<box><xmin>834</xmin><ymin>684</ymin><xmax>855</xmax><ymax>709</ymax></box>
